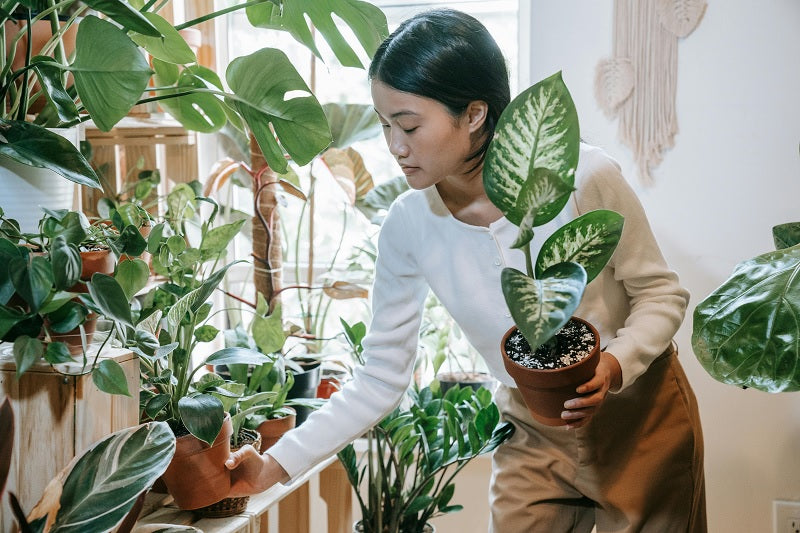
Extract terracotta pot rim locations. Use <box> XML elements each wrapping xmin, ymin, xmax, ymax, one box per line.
<box><xmin>501</xmin><ymin>317</ymin><xmax>600</xmax><ymax>376</ymax></box>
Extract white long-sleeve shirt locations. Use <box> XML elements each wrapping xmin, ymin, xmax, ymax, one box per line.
<box><xmin>268</xmin><ymin>143</ymin><xmax>689</xmax><ymax>480</ymax></box>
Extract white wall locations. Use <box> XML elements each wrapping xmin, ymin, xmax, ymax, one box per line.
<box><xmin>527</xmin><ymin>1</ymin><xmax>800</xmax><ymax>531</ymax></box>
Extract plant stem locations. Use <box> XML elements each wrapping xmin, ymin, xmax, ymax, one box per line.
<box><xmin>174</xmin><ymin>0</ymin><xmax>271</xmax><ymax>31</ymax></box>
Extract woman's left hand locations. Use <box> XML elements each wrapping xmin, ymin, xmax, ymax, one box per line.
<box><xmin>561</xmin><ymin>351</ymin><xmax>622</xmax><ymax>429</ymax></box>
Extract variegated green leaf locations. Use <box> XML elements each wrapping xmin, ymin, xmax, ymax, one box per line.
<box><xmin>773</xmin><ymin>222</ymin><xmax>800</xmax><ymax>250</ymax></box>
<box><xmin>501</xmin><ymin>263</ymin><xmax>586</xmax><ymax>350</ymax></box>
<box><xmin>692</xmin><ymin>244</ymin><xmax>800</xmax><ymax>392</ymax></box>
<box><xmin>51</xmin><ymin>422</ymin><xmax>175</xmax><ymax>533</ymax></box>
<box><xmin>535</xmin><ymin>210</ymin><xmax>624</xmax><ymax>283</ymax></box>
<box><xmin>484</xmin><ymin>71</ymin><xmax>580</xmax><ymax>227</ymax></box>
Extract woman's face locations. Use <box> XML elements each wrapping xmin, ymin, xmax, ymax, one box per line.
<box><xmin>371</xmin><ymin>80</ymin><xmax>480</xmax><ymax>190</ymax></box>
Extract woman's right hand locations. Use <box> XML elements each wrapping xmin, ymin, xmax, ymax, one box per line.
<box><xmin>225</xmin><ymin>446</ymin><xmax>290</xmax><ymax>497</ymax></box>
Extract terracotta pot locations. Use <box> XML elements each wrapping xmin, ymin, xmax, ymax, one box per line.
<box><xmin>256</xmin><ymin>409</ymin><xmax>296</xmax><ymax>452</ymax></box>
<box><xmin>316</xmin><ymin>376</ymin><xmax>342</xmax><ymax>399</ymax></box>
<box><xmin>80</xmin><ymin>248</ymin><xmax>115</xmax><ymax>280</ymax></box>
<box><xmin>500</xmin><ymin>317</ymin><xmax>601</xmax><ymax>426</ymax></box>
<box><xmin>161</xmin><ymin>414</ymin><xmax>233</xmax><ymax>510</ymax></box>
<box><xmin>194</xmin><ymin>428</ymin><xmax>262</xmax><ymax>518</ymax></box>
<box><xmin>47</xmin><ymin>313</ymin><xmax>98</xmax><ymax>355</ymax></box>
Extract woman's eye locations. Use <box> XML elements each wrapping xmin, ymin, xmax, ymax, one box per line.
<box><xmin>403</xmin><ymin>127</ymin><xmax>418</xmax><ymax>134</ymax></box>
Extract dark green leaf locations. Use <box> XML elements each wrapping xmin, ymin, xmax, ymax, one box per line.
<box><xmin>13</xmin><ymin>335</ymin><xmax>43</xmax><ymax>378</ymax></box>
<box><xmin>773</xmin><ymin>222</ymin><xmax>800</xmax><ymax>250</ymax></box>
<box><xmin>44</xmin><ymin>342</ymin><xmax>76</xmax><ymax>364</ymax></box>
<box><xmin>88</xmin><ymin>273</ymin><xmax>133</xmax><ymax>326</ymax></box>
<box><xmin>92</xmin><ymin>359</ymin><xmax>131</xmax><ymax>396</ymax></box>
<box><xmin>178</xmin><ymin>394</ymin><xmax>224</xmax><ymax>445</ymax></box>
<box><xmin>11</xmin><ymin>254</ymin><xmax>53</xmax><ymax>312</ymax></box>
<box><xmin>115</xmin><ymin>259</ymin><xmax>149</xmax><ymax>301</ymax></box>
<box><xmin>83</xmin><ymin>0</ymin><xmax>163</xmax><ymax>36</ymax></box>
<box><xmin>50</xmin><ymin>236</ymin><xmax>82</xmax><ymax>290</ymax></box>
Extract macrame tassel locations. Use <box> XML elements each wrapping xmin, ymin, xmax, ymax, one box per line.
<box><xmin>595</xmin><ymin>0</ymin><xmax>706</xmax><ymax>184</ymax></box>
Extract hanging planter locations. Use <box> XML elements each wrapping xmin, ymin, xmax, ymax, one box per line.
<box><xmin>501</xmin><ymin>317</ymin><xmax>601</xmax><ymax>426</ymax></box>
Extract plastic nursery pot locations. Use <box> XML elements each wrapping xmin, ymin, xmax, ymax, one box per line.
<box><xmin>500</xmin><ymin>316</ymin><xmax>601</xmax><ymax>426</ymax></box>
<box><xmin>161</xmin><ymin>414</ymin><xmax>233</xmax><ymax>510</ymax></box>
<box><xmin>194</xmin><ymin>428</ymin><xmax>262</xmax><ymax>518</ymax></box>
<box><xmin>286</xmin><ymin>358</ymin><xmax>321</xmax><ymax>426</ymax></box>
<box><xmin>437</xmin><ymin>371</ymin><xmax>496</xmax><ymax>396</ymax></box>
<box><xmin>256</xmin><ymin>408</ymin><xmax>297</xmax><ymax>452</ymax></box>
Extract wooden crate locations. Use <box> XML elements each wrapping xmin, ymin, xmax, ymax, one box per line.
<box><xmin>81</xmin><ymin>117</ymin><xmax>198</xmax><ymax>218</ymax></box>
<box><xmin>0</xmin><ymin>344</ymin><xmax>139</xmax><ymax>531</ymax></box>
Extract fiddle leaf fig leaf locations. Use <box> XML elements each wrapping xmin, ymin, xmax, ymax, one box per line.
<box><xmin>226</xmin><ymin>48</ymin><xmax>331</xmax><ymax>174</ymax></box>
<box><xmin>501</xmin><ymin>263</ymin><xmax>586</xmax><ymax>351</ymax></box>
<box><xmin>692</xmin><ymin>244</ymin><xmax>800</xmax><ymax>392</ymax></box>
<box><xmin>536</xmin><ymin>210</ymin><xmax>625</xmax><ymax>283</ymax></box>
<box><xmin>246</xmin><ymin>0</ymin><xmax>388</xmax><ymax>68</ymax></box>
<box><xmin>484</xmin><ymin>71</ymin><xmax>580</xmax><ymax>227</ymax></box>
<box><xmin>773</xmin><ymin>222</ymin><xmax>800</xmax><ymax>250</ymax></box>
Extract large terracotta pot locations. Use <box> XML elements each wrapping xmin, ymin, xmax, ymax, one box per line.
<box><xmin>161</xmin><ymin>414</ymin><xmax>233</xmax><ymax>510</ymax></box>
<box><xmin>256</xmin><ymin>408</ymin><xmax>296</xmax><ymax>452</ymax></box>
<box><xmin>500</xmin><ymin>317</ymin><xmax>601</xmax><ymax>426</ymax></box>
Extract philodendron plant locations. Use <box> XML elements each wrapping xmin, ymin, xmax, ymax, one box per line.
<box><xmin>482</xmin><ymin>71</ymin><xmax>624</xmax><ymax>354</ymax></box>
<box><xmin>692</xmin><ymin>222</ymin><xmax>800</xmax><ymax>392</ymax></box>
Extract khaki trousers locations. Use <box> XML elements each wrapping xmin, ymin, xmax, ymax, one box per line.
<box><xmin>489</xmin><ymin>349</ymin><xmax>706</xmax><ymax>533</ymax></box>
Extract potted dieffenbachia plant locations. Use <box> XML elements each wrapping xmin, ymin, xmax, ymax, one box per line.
<box><xmin>692</xmin><ymin>222</ymin><xmax>800</xmax><ymax>392</ymax></box>
<box><xmin>482</xmin><ymin>71</ymin><xmax>624</xmax><ymax>425</ymax></box>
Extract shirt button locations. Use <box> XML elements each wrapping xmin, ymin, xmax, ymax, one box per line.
<box><xmin>494</xmin><ymin>258</ymin><xmax>501</xmax><ymax>266</ymax></box>
<box><xmin>505</xmin><ymin>312</ymin><xmax>512</xmax><ymax>318</ymax></box>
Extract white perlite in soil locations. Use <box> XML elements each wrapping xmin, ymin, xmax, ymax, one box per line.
<box><xmin>505</xmin><ymin>320</ymin><xmax>595</xmax><ymax>370</ymax></box>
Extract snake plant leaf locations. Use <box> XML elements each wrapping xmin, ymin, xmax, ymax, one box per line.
<box><xmin>535</xmin><ymin>209</ymin><xmax>624</xmax><ymax>283</ymax></box>
<box><xmin>501</xmin><ymin>262</ymin><xmax>586</xmax><ymax>351</ymax></box>
<box><xmin>773</xmin><ymin>222</ymin><xmax>800</xmax><ymax>250</ymax></box>
<box><xmin>226</xmin><ymin>48</ymin><xmax>331</xmax><ymax>174</ymax></box>
<box><xmin>49</xmin><ymin>422</ymin><xmax>175</xmax><ymax>533</ymax></box>
<box><xmin>246</xmin><ymin>0</ymin><xmax>388</xmax><ymax>68</ymax></box>
<box><xmin>130</xmin><ymin>12</ymin><xmax>196</xmax><ymax>64</ymax></box>
<box><xmin>484</xmin><ymin>71</ymin><xmax>580</xmax><ymax>227</ymax></box>
<box><xmin>692</xmin><ymin>244</ymin><xmax>800</xmax><ymax>392</ymax></box>
<box><xmin>29</xmin><ymin>57</ymin><xmax>80</xmax><ymax>124</ymax></box>
<box><xmin>92</xmin><ymin>359</ymin><xmax>132</xmax><ymax>397</ymax></box>
<box><xmin>83</xmin><ymin>0</ymin><xmax>162</xmax><ymax>37</ymax></box>
<box><xmin>178</xmin><ymin>394</ymin><xmax>225</xmax><ymax>445</ymax></box>
<box><xmin>70</xmin><ymin>16</ymin><xmax>154</xmax><ymax>132</ymax></box>
<box><xmin>0</xmin><ymin>120</ymin><xmax>101</xmax><ymax>188</ymax></box>
<box><xmin>88</xmin><ymin>273</ymin><xmax>133</xmax><ymax>327</ymax></box>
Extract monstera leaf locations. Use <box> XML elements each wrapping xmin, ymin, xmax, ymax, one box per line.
<box><xmin>535</xmin><ymin>210</ymin><xmax>625</xmax><ymax>283</ymax></box>
<box><xmin>692</xmin><ymin>244</ymin><xmax>800</xmax><ymax>392</ymax></box>
<box><xmin>246</xmin><ymin>0</ymin><xmax>388</xmax><ymax>68</ymax></box>
<box><xmin>501</xmin><ymin>262</ymin><xmax>587</xmax><ymax>350</ymax></box>
<box><xmin>483</xmin><ymin>71</ymin><xmax>580</xmax><ymax>227</ymax></box>
<box><xmin>226</xmin><ymin>48</ymin><xmax>331</xmax><ymax>174</ymax></box>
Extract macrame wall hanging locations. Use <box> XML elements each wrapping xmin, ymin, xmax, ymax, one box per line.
<box><xmin>595</xmin><ymin>0</ymin><xmax>707</xmax><ymax>184</ymax></box>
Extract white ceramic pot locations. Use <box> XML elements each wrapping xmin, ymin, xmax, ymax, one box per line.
<box><xmin>1</xmin><ymin>127</ymin><xmax>83</xmax><ymax>232</ymax></box>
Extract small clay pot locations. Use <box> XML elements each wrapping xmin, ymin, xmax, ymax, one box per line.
<box><xmin>500</xmin><ymin>317</ymin><xmax>601</xmax><ymax>426</ymax></box>
<box><xmin>80</xmin><ymin>248</ymin><xmax>115</xmax><ymax>280</ymax></box>
<box><xmin>256</xmin><ymin>409</ymin><xmax>296</xmax><ymax>452</ymax></box>
<box><xmin>161</xmin><ymin>414</ymin><xmax>233</xmax><ymax>510</ymax></box>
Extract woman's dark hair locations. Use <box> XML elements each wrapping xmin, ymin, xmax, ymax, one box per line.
<box><xmin>369</xmin><ymin>9</ymin><xmax>510</xmax><ymax>169</ymax></box>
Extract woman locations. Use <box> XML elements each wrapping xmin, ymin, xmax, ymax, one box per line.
<box><xmin>226</xmin><ymin>9</ymin><xmax>706</xmax><ymax>532</ymax></box>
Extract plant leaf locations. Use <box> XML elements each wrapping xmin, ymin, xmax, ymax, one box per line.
<box><xmin>115</xmin><ymin>259</ymin><xmax>149</xmax><ymax>301</ymax></box>
<box><xmin>0</xmin><ymin>120</ymin><xmax>100</xmax><ymax>188</ymax></box>
<box><xmin>49</xmin><ymin>422</ymin><xmax>175</xmax><ymax>533</ymax></box>
<box><xmin>50</xmin><ymin>236</ymin><xmax>82</xmax><ymax>291</ymax></box>
<box><xmin>29</xmin><ymin>57</ymin><xmax>80</xmax><ymax>123</ymax></box>
<box><xmin>226</xmin><ymin>48</ymin><xmax>331</xmax><ymax>174</ymax></box>
<box><xmin>88</xmin><ymin>273</ymin><xmax>132</xmax><ymax>326</ymax></box>
<box><xmin>92</xmin><ymin>359</ymin><xmax>131</xmax><ymax>396</ymax></box>
<box><xmin>692</xmin><ymin>244</ymin><xmax>800</xmax><ymax>392</ymax></box>
<box><xmin>70</xmin><ymin>16</ymin><xmax>154</xmax><ymax>132</ymax></box>
<box><xmin>483</xmin><ymin>71</ymin><xmax>580</xmax><ymax>227</ymax></box>
<box><xmin>535</xmin><ymin>209</ymin><xmax>624</xmax><ymax>283</ymax></box>
<box><xmin>204</xmin><ymin>347</ymin><xmax>271</xmax><ymax>367</ymax></box>
<box><xmin>156</xmin><ymin>66</ymin><xmax>228</xmax><ymax>133</ymax></box>
<box><xmin>501</xmin><ymin>263</ymin><xmax>586</xmax><ymax>351</ymax></box>
<box><xmin>773</xmin><ymin>222</ymin><xmax>800</xmax><ymax>250</ymax></box>
<box><xmin>246</xmin><ymin>0</ymin><xmax>388</xmax><ymax>68</ymax></box>
<box><xmin>13</xmin><ymin>335</ymin><xmax>43</xmax><ymax>378</ymax></box>
<box><xmin>178</xmin><ymin>395</ymin><xmax>224</xmax><ymax>445</ymax></box>
<box><xmin>11</xmin><ymin>254</ymin><xmax>52</xmax><ymax>313</ymax></box>
<box><xmin>130</xmin><ymin>12</ymin><xmax>195</xmax><ymax>64</ymax></box>
<box><xmin>83</xmin><ymin>0</ymin><xmax>162</xmax><ymax>36</ymax></box>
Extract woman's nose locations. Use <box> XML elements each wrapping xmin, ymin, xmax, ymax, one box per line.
<box><xmin>389</xmin><ymin>133</ymin><xmax>409</xmax><ymax>158</ymax></box>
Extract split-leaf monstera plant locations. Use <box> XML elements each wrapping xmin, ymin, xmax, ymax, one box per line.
<box><xmin>482</xmin><ymin>72</ymin><xmax>624</xmax><ymax>353</ymax></box>
<box><xmin>1</xmin><ymin>0</ymin><xmax>387</xmax><ymax>188</ymax></box>
<box><xmin>692</xmin><ymin>222</ymin><xmax>800</xmax><ymax>392</ymax></box>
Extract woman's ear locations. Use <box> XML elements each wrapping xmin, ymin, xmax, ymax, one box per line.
<box><xmin>466</xmin><ymin>100</ymin><xmax>489</xmax><ymax>133</ymax></box>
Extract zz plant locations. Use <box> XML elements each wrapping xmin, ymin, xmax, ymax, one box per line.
<box><xmin>338</xmin><ymin>385</ymin><xmax>513</xmax><ymax>533</ymax></box>
<box><xmin>482</xmin><ymin>71</ymin><xmax>624</xmax><ymax>354</ymax></box>
<box><xmin>692</xmin><ymin>222</ymin><xmax>800</xmax><ymax>392</ymax></box>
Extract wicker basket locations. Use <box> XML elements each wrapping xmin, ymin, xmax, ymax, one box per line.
<box><xmin>194</xmin><ymin>428</ymin><xmax>262</xmax><ymax>518</ymax></box>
